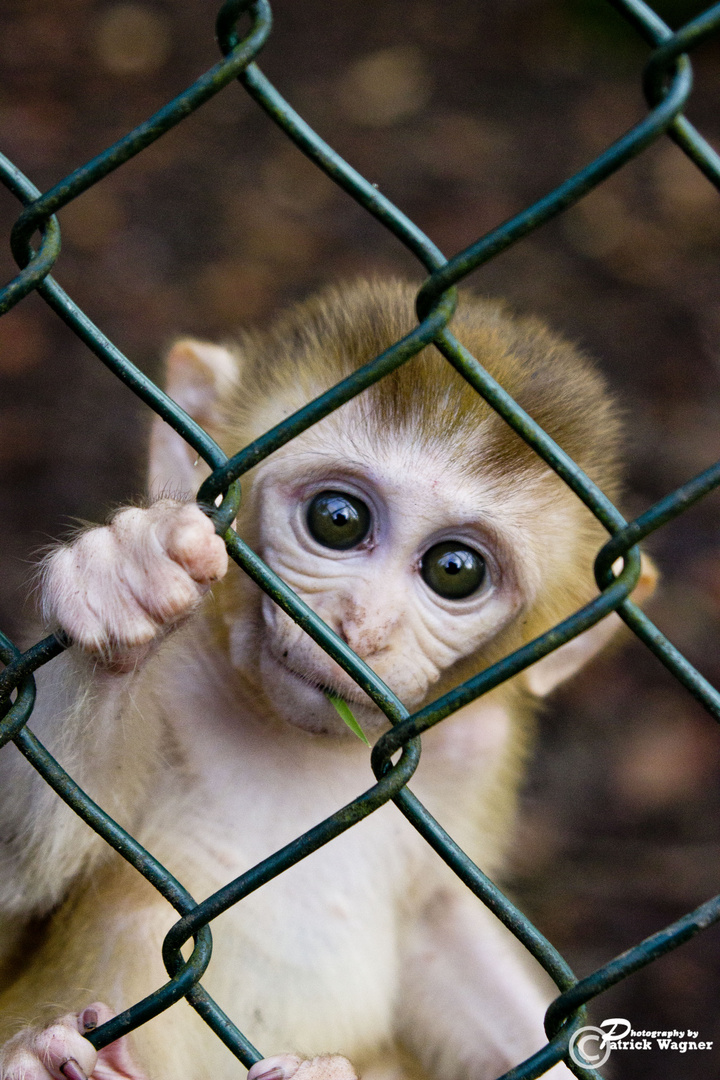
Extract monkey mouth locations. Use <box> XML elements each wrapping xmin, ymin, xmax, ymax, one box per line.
<box><xmin>269</xmin><ymin>648</ymin><xmax>371</xmax><ymax>709</ymax></box>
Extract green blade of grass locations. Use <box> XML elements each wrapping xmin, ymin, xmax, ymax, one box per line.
<box><xmin>326</xmin><ymin>694</ymin><xmax>371</xmax><ymax>746</ymax></box>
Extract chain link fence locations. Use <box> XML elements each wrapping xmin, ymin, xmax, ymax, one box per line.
<box><xmin>1</xmin><ymin>0</ymin><xmax>720</xmax><ymax>1076</ymax></box>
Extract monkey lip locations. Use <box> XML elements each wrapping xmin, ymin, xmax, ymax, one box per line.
<box><xmin>268</xmin><ymin>650</ymin><xmax>371</xmax><ymax>710</ymax></box>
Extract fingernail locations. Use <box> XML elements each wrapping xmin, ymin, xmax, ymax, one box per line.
<box><xmin>249</xmin><ymin>1068</ymin><xmax>285</xmax><ymax>1080</ymax></box>
<box><xmin>61</xmin><ymin>1059</ymin><xmax>88</xmax><ymax>1080</ymax></box>
<box><xmin>80</xmin><ymin>1008</ymin><xmax>98</xmax><ymax>1032</ymax></box>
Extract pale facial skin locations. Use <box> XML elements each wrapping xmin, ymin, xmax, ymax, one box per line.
<box><xmin>240</xmin><ymin>423</ymin><xmax>531</xmax><ymax>737</ymax></box>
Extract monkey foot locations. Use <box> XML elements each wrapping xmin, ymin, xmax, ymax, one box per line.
<box><xmin>41</xmin><ymin>499</ymin><xmax>228</xmax><ymax>667</ymax></box>
<box><xmin>248</xmin><ymin>1054</ymin><xmax>358</xmax><ymax>1080</ymax></box>
<box><xmin>0</xmin><ymin>1004</ymin><xmax>148</xmax><ymax>1080</ymax></box>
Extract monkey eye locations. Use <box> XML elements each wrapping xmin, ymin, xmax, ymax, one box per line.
<box><xmin>306</xmin><ymin>490</ymin><xmax>372</xmax><ymax>550</ymax></box>
<box><xmin>421</xmin><ymin>541</ymin><xmax>487</xmax><ymax>600</ymax></box>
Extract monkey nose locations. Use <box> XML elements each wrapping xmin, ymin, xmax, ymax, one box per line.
<box><xmin>337</xmin><ymin>620</ymin><xmax>392</xmax><ymax>660</ymax></box>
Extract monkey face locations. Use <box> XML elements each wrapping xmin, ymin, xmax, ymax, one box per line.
<box><xmin>227</xmin><ymin>412</ymin><xmax>546</xmax><ymax>738</ymax></box>
<box><xmin>154</xmin><ymin>283</ymin><xmax>624</xmax><ymax>737</ymax></box>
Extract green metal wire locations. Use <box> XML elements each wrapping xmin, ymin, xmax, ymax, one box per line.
<box><xmin>1</xmin><ymin>0</ymin><xmax>720</xmax><ymax>1077</ymax></box>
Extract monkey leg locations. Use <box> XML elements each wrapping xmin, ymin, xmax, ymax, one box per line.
<box><xmin>0</xmin><ymin>1004</ymin><xmax>147</xmax><ymax>1080</ymax></box>
<box><xmin>397</xmin><ymin>888</ymin><xmax>574</xmax><ymax>1080</ymax></box>
<box><xmin>41</xmin><ymin>500</ymin><xmax>228</xmax><ymax>669</ymax></box>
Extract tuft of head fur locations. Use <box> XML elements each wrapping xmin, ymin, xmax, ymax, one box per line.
<box><xmin>219</xmin><ymin>278</ymin><xmax>620</xmax><ymax>500</ymax></box>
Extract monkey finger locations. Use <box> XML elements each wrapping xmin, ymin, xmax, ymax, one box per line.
<box><xmin>247</xmin><ymin>1055</ymin><xmax>302</xmax><ymax>1080</ymax></box>
<box><xmin>107</xmin><ymin>506</ymin><xmax>210</xmax><ymax>625</ymax></box>
<box><xmin>1</xmin><ymin>1005</ymin><xmax>149</xmax><ymax>1080</ymax></box>
<box><xmin>293</xmin><ymin>1056</ymin><xmax>358</xmax><ymax>1080</ymax></box>
<box><xmin>248</xmin><ymin>1055</ymin><xmax>358</xmax><ymax>1080</ymax></box>
<box><xmin>33</xmin><ymin>1015</ymin><xmax>98</xmax><ymax>1080</ymax></box>
<box><xmin>0</xmin><ymin>1014</ymin><xmax>98</xmax><ymax>1080</ymax></box>
<box><xmin>109</xmin><ymin>503</ymin><xmax>226</xmax><ymax>619</ymax></box>
<box><xmin>85</xmin><ymin>1004</ymin><xmax>149</xmax><ymax>1080</ymax></box>
<box><xmin>152</xmin><ymin>502</ymin><xmax>228</xmax><ymax>584</ymax></box>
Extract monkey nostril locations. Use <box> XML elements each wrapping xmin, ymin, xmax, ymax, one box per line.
<box><xmin>341</xmin><ymin>628</ymin><xmax>388</xmax><ymax>661</ymax></box>
<box><xmin>338</xmin><ymin>622</ymin><xmax>365</xmax><ymax>655</ymax></box>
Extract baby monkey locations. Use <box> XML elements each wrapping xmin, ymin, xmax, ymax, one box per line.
<box><xmin>0</xmin><ymin>280</ymin><xmax>654</xmax><ymax>1080</ymax></box>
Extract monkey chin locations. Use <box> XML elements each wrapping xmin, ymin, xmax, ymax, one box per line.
<box><xmin>258</xmin><ymin>648</ymin><xmax>387</xmax><ymax>740</ymax></box>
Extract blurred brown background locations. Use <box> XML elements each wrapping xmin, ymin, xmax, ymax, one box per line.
<box><xmin>1</xmin><ymin>1</ymin><xmax>720</xmax><ymax>1076</ymax></box>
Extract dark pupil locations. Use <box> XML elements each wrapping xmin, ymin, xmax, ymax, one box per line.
<box><xmin>307</xmin><ymin>491</ymin><xmax>371</xmax><ymax>550</ymax></box>
<box><xmin>421</xmin><ymin>541</ymin><xmax>486</xmax><ymax>600</ymax></box>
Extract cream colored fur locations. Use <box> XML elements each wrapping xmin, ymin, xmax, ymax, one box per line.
<box><xmin>0</xmin><ymin>282</ymin><xmax>655</xmax><ymax>1080</ymax></box>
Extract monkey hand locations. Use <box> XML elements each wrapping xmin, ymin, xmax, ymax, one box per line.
<box><xmin>248</xmin><ymin>1054</ymin><xmax>358</xmax><ymax>1080</ymax></box>
<box><xmin>42</xmin><ymin>499</ymin><xmax>228</xmax><ymax>669</ymax></box>
<box><xmin>0</xmin><ymin>1004</ymin><xmax>148</xmax><ymax>1080</ymax></box>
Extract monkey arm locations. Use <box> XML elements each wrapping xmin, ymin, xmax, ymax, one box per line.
<box><xmin>0</xmin><ymin>650</ymin><xmax>157</xmax><ymax>922</ymax></box>
<box><xmin>0</xmin><ymin>500</ymin><xmax>228</xmax><ymax>921</ymax></box>
<box><xmin>397</xmin><ymin>888</ymin><xmax>573</xmax><ymax>1080</ymax></box>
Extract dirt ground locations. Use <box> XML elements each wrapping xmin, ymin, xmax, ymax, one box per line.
<box><xmin>1</xmin><ymin>1</ymin><xmax>720</xmax><ymax>1077</ymax></box>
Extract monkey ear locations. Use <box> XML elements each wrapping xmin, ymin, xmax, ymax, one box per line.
<box><xmin>523</xmin><ymin>554</ymin><xmax>658</xmax><ymax>697</ymax></box>
<box><xmin>147</xmin><ymin>338</ymin><xmax>238</xmax><ymax>498</ymax></box>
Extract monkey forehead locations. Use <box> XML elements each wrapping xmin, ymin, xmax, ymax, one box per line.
<box><xmin>254</xmin><ymin>415</ymin><xmax>530</xmax><ymax>514</ymax></box>
<box><xmin>224</xmin><ymin>279</ymin><xmax>619</xmax><ymax>495</ymax></box>
<box><xmin>236</xmin><ymin>366</ymin><xmax>593</xmax><ymax>494</ymax></box>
